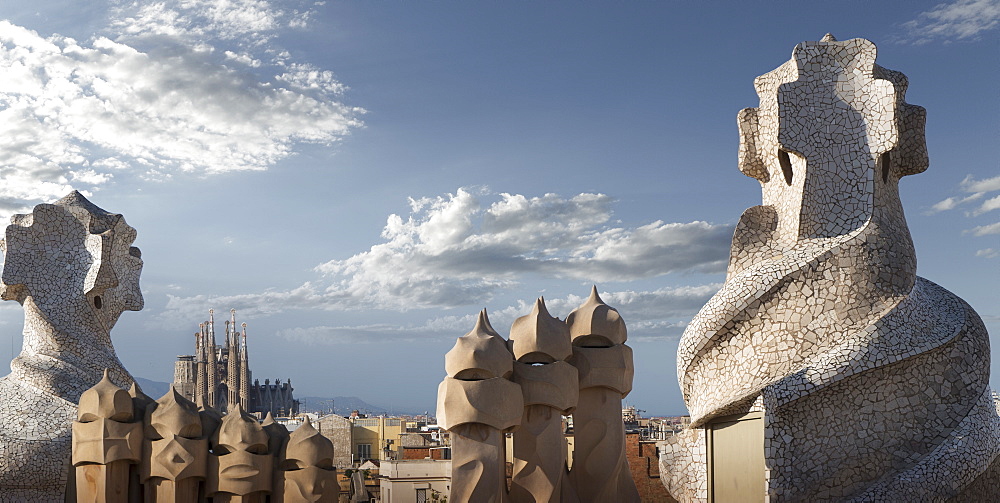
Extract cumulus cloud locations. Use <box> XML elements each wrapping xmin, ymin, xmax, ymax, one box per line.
<box><xmin>898</xmin><ymin>0</ymin><xmax>1000</xmax><ymax>44</ymax></box>
<box><xmin>927</xmin><ymin>174</ymin><xmax>1000</xmax><ymax>214</ymax></box>
<box><xmin>275</xmin><ymin>285</ymin><xmax>720</xmax><ymax>345</ymax></box>
<box><xmin>0</xmin><ymin>1</ymin><xmax>360</xmax><ymax>218</ymax></box>
<box><xmin>315</xmin><ymin>189</ymin><xmax>730</xmax><ymax>307</ymax></box>
<box><xmin>160</xmin><ymin>189</ymin><xmax>732</xmax><ymax>320</ymax></box>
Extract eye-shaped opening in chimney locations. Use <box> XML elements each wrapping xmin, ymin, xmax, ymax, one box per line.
<box><xmin>879</xmin><ymin>152</ymin><xmax>891</xmax><ymax>183</ymax></box>
<box><xmin>778</xmin><ymin>149</ymin><xmax>793</xmax><ymax>186</ymax></box>
<box><xmin>93</xmin><ymin>295</ymin><xmax>102</xmax><ymax>309</ymax></box>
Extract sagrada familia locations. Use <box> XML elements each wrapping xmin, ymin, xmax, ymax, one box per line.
<box><xmin>171</xmin><ymin>309</ymin><xmax>299</xmax><ymax>419</ymax></box>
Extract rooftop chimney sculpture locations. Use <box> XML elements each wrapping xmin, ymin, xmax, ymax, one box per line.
<box><xmin>508</xmin><ymin>298</ymin><xmax>579</xmax><ymax>502</ymax></box>
<box><xmin>660</xmin><ymin>35</ymin><xmax>1000</xmax><ymax>502</ymax></box>
<box><xmin>437</xmin><ymin>310</ymin><xmax>523</xmax><ymax>502</ymax></box>
<box><xmin>0</xmin><ymin>192</ymin><xmax>143</xmax><ymax>501</ymax></box>
<box><xmin>438</xmin><ymin>292</ymin><xmax>639</xmax><ymax>503</ymax></box>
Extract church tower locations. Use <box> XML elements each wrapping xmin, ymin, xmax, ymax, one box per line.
<box><xmin>195</xmin><ymin>329</ymin><xmax>207</xmax><ymax>408</ymax></box>
<box><xmin>205</xmin><ymin>310</ymin><xmax>219</xmax><ymax>408</ymax></box>
<box><xmin>226</xmin><ymin>309</ymin><xmax>240</xmax><ymax>408</ymax></box>
<box><xmin>174</xmin><ymin>308</ymin><xmax>298</xmax><ymax>417</ymax></box>
<box><xmin>239</xmin><ymin>322</ymin><xmax>250</xmax><ymax>409</ymax></box>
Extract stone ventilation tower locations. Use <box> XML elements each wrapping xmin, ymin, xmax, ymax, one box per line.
<box><xmin>279</xmin><ymin>417</ymin><xmax>340</xmax><ymax>502</ymax></box>
<box><xmin>437</xmin><ymin>310</ymin><xmax>523</xmax><ymax>502</ymax></box>
<box><xmin>566</xmin><ymin>287</ymin><xmax>638</xmax><ymax>501</ymax></box>
<box><xmin>438</xmin><ymin>293</ymin><xmax>638</xmax><ymax>503</ymax></box>
<box><xmin>71</xmin><ymin>370</ymin><xmax>142</xmax><ymax>501</ymax></box>
<box><xmin>659</xmin><ymin>35</ymin><xmax>1000</xmax><ymax>502</ymax></box>
<box><xmin>508</xmin><ymin>298</ymin><xmax>579</xmax><ymax>502</ymax></box>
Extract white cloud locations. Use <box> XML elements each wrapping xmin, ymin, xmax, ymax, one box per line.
<box><xmin>0</xmin><ymin>2</ymin><xmax>361</xmax><ymax>220</ymax></box>
<box><xmin>975</xmin><ymin>248</ymin><xmax>999</xmax><ymax>258</ymax></box>
<box><xmin>899</xmin><ymin>0</ymin><xmax>1000</xmax><ymax>44</ymax></box>
<box><xmin>928</xmin><ymin>193</ymin><xmax>983</xmax><ymax>213</ymax></box>
<box><xmin>160</xmin><ymin>189</ymin><xmax>732</xmax><ymax>320</ymax></box>
<box><xmin>973</xmin><ymin>195</ymin><xmax>1000</xmax><ymax>215</ymax></box>
<box><xmin>313</xmin><ymin>189</ymin><xmax>730</xmax><ymax>309</ymax></box>
<box><xmin>224</xmin><ymin>50</ymin><xmax>262</xmax><ymax>67</ymax></box>
<box><xmin>108</xmin><ymin>0</ymin><xmax>307</xmax><ymax>43</ymax></box>
<box><xmin>969</xmin><ymin>222</ymin><xmax>1000</xmax><ymax>236</ymax></box>
<box><xmin>962</xmin><ymin>174</ymin><xmax>1000</xmax><ymax>194</ymax></box>
<box><xmin>926</xmin><ymin>174</ymin><xmax>1000</xmax><ymax>214</ymax></box>
<box><xmin>274</xmin><ymin>285</ymin><xmax>720</xmax><ymax>345</ymax></box>
<box><xmin>927</xmin><ymin>174</ymin><xmax>1000</xmax><ymax>242</ymax></box>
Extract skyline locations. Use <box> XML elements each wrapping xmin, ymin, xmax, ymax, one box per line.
<box><xmin>0</xmin><ymin>0</ymin><xmax>997</xmax><ymax>415</ymax></box>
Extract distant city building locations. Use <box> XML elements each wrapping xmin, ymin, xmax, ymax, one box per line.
<box><xmin>314</xmin><ymin>413</ymin><xmax>355</xmax><ymax>468</ymax></box>
<box><xmin>379</xmin><ymin>459</ymin><xmax>451</xmax><ymax>503</ymax></box>
<box><xmin>172</xmin><ymin>309</ymin><xmax>299</xmax><ymax>417</ymax></box>
<box><xmin>352</xmin><ymin>416</ymin><xmax>405</xmax><ymax>462</ymax></box>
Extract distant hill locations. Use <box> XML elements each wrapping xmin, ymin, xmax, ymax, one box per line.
<box><xmin>299</xmin><ymin>396</ymin><xmax>429</xmax><ymax>417</ymax></box>
<box><xmin>134</xmin><ymin>376</ymin><xmax>171</xmax><ymax>398</ymax></box>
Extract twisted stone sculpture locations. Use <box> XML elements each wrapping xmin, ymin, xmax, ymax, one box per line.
<box><xmin>566</xmin><ymin>287</ymin><xmax>638</xmax><ymax>503</ymax></box>
<box><xmin>660</xmin><ymin>35</ymin><xmax>1000</xmax><ymax>502</ymax></box>
<box><xmin>436</xmin><ymin>310</ymin><xmax>523</xmax><ymax>503</ymax></box>
<box><xmin>508</xmin><ymin>298</ymin><xmax>579</xmax><ymax>503</ymax></box>
<box><xmin>0</xmin><ymin>191</ymin><xmax>143</xmax><ymax>502</ymax></box>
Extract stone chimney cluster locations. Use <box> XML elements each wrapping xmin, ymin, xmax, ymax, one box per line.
<box><xmin>71</xmin><ymin>371</ymin><xmax>338</xmax><ymax>503</ymax></box>
<box><xmin>437</xmin><ymin>287</ymin><xmax>640</xmax><ymax>502</ymax></box>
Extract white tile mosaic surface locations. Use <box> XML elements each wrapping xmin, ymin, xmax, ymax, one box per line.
<box><xmin>0</xmin><ymin>192</ymin><xmax>141</xmax><ymax>502</ymax></box>
<box><xmin>660</xmin><ymin>35</ymin><xmax>1000</xmax><ymax>502</ymax></box>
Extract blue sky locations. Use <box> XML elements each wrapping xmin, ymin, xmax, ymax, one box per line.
<box><xmin>0</xmin><ymin>1</ymin><xmax>996</xmax><ymax>415</ymax></box>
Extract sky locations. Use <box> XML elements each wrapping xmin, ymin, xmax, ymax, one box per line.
<box><xmin>0</xmin><ymin>0</ymin><xmax>996</xmax><ymax>416</ymax></box>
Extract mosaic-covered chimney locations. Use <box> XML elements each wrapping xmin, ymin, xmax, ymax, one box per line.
<box><xmin>660</xmin><ymin>35</ymin><xmax>1000</xmax><ymax>502</ymax></box>
<box><xmin>0</xmin><ymin>191</ymin><xmax>143</xmax><ymax>500</ymax></box>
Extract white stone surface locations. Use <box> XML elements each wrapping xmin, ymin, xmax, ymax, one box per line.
<box><xmin>661</xmin><ymin>35</ymin><xmax>1000</xmax><ymax>502</ymax></box>
<box><xmin>0</xmin><ymin>191</ymin><xmax>141</xmax><ymax>502</ymax></box>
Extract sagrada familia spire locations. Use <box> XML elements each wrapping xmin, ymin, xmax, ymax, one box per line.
<box><xmin>174</xmin><ymin>309</ymin><xmax>297</xmax><ymax>418</ymax></box>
